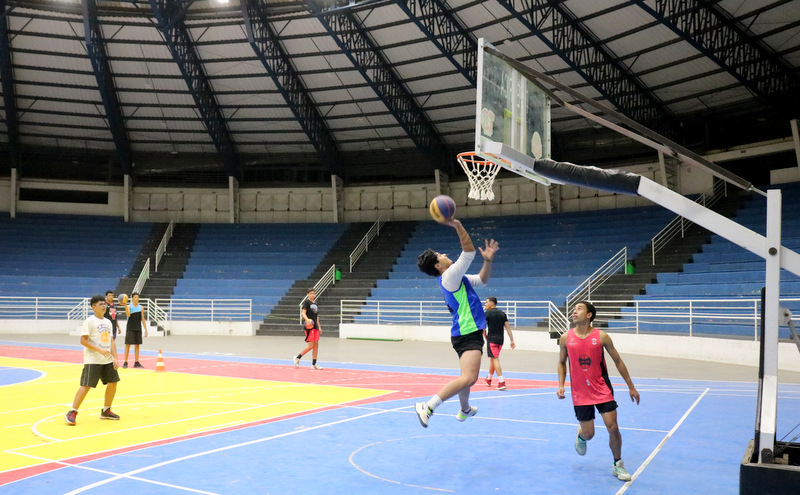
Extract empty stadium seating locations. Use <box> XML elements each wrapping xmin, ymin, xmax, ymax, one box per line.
<box><xmin>171</xmin><ymin>223</ymin><xmax>348</xmax><ymax>320</ymax></box>
<box><xmin>615</xmin><ymin>182</ymin><xmax>800</xmax><ymax>338</ymax></box>
<box><xmin>0</xmin><ymin>214</ymin><xmax>152</xmax><ymax>300</ymax></box>
<box><xmin>361</xmin><ymin>206</ymin><xmax>675</xmax><ymax>324</ymax></box>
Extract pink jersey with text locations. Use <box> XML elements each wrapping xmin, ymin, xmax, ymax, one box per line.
<box><xmin>566</xmin><ymin>327</ymin><xmax>615</xmax><ymax>406</ymax></box>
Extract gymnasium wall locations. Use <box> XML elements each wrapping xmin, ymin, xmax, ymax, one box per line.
<box><xmin>0</xmin><ymin>162</ymin><xmax>673</xmax><ymax>223</ymax></box>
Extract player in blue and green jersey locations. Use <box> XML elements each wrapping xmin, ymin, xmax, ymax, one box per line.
<box><xmin>414</xmin><ymin>217</ymin><xmax>499</xmax><ymax>427</ymax></box>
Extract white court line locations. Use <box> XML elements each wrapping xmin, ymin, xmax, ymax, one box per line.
<box><xmin>60</xmin><ymin>406</ymin><xmax>401</xmax><ymax>495</ymax></box>
<box><xmin>5</xmin><ymin>451</ymin><xmax>220</xmax><ymax>495</ymax></box>
<box><xmin>615</xmin><ymin>387</ymin><xmax>710</xmax><ymax>495</ymax></box>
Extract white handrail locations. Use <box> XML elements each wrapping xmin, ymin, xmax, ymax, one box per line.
<box><xmin>155</xmin><ymin>220</ymin><xmax>175</xmax><ymax>272</ymax></box>
<box><xmin>299</xmin><ymin>264</ymin><xmax>337</xmax><ymax>310</ymax></box>
<box><xmin>339</xmin><ymin>299</ymin><xmax>569</xmax><ymax>335</ymax></box>
<box><xmin>133</xmin><ymin>258</ymin><xmax>150</xmax><ymax>295</ymax></box>
<box><xmin>338</xmin><ymin>297</ymin><xmax>800</xmax><ymax>341</ymax></box>
<box><xmin>145</xmin><ymin>298</ymin><xmax>169</xmax><ymax>331</ymax></box>
<box><xmin>350</xmin><ymin>218</ymin><xmax>383</xmax><ymax>272</ymax></box>
<box><xmin>650</xmin><ymin>181</ymin><xmax>728</xmax><ymax>265</ymax></box>
<box><xmin>565</xmin><ymin>247</ymin><xmax>627</xmax><ymax>312</ymax></box>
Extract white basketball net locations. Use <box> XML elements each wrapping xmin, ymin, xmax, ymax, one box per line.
<box><xmin>457</xmin><ymin>152</ymin><xmax>502</xmax><ymax>201</ymax></box>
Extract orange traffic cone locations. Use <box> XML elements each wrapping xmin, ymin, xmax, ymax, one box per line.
<box><xmin>155</xmin><ymin>349</ymin><xmax>166</xmax><ymax>372</ymax></box>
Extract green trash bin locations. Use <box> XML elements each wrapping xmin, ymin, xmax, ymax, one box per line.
<box><xmin>625</xmin><ymin>261</ymin><xmax>635</xmax><ymax>275</ymax></box>
<box><xmin>335</xmin><ymin>268</ymin><xmax>342</xmax><ymax>281</ymax></box>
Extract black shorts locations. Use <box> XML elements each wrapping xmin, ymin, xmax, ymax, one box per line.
<box><xmin>80</xmin><ymin>363</ymin><xmax>120</xmax><ymax>388</ymax></box>
<box><xmin>574</xmin><ymin>400</ymin><xmax>618</xmax><ymax>422</ymax></box>
<box><xmin>451</xmin><ymin>331</ymin><xmax>484</xmax><ymax>358</ymax></box>
<box><xmin>125</xmin><ymin>330</ymin><xmax>143</xmax><ymax>345</ymax></box>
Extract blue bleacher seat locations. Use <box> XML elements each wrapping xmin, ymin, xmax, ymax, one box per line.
<box><xmin>0</xmin><ymin>214</ymin><xmax>152</xmax><ymax>300</ymax></box>
<box><xmin>171</xmin><ymin>223</ymin><xmax>348</xmax><ymax>320</ymax></box>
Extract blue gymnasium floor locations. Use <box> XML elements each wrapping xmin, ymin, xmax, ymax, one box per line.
<box><xmin>2</xmin><ymin>338</ymin><xmax>800</xmax><ymax>495</ymax></box>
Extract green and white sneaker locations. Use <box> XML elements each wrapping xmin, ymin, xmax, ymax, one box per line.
<box><xmin>574</xmin><ymin>428</ymin><xmax>587</xmax><ymax>456</ymax></box>
<box><xmin>613</xmin><ymin>459</ymin><xmax>632</xmax><ymax>481</ymax></box>
<box><xmin>456</xmin><ymin>406</ymin><xmax>478</xmax><ymax>422</ymax></box>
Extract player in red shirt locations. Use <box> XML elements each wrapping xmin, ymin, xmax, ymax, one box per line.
<box><xmin>557</xmin><ymin>301</ymin><xmax>640</xmax><ymax>481</ymax></box>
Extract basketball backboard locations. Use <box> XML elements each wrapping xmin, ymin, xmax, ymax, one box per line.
<box><xmin>474</xmin><ymin>38</ymin><xmax>551</xmax><ymax>186</ymax></box>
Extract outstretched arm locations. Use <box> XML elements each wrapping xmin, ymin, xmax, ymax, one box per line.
<box><xmin>443</xmin><ymin>218</ymin><xmax>474</xmax><ymax>253</ymax></box>
<box><xmin>478</xmin><ymin>238</ymin><xmax>499</xmax><ymax>284</ymax></box>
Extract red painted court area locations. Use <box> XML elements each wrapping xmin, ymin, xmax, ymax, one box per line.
<box><xmin>1</xmin><ymin>344</ymin><xmax>560</xmax><ymax>487</ymax></box>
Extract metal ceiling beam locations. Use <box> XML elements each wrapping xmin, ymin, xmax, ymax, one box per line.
<box><xmin>82</xmin><ymin>0</ymin><xmax>132</xmax><ymax>174</ymax></box>
<box><xmin>495</xmin><ymin>0</ymin><xmax>678</xmax><ymax>137</ymax></box>
<box><xmin>633</xmin><ymin>0</ymin><xmax>800</xmax><ymax>104</ymax></box>
<box><xmin>394</xmin><ymin>0</ymin><xmax>477</xmax><ymax>86</ymax></box>
<box><xmin>242</xmin><ymin>0</ymin><xmax>342</xmax><ymax>175</ymax></box>
<box><xmin>303</xmin><ymin>0</ymin><xmax>449</xmax><ymax>165</ymax></box>
<box><xmin>148</xmin><ymin>0</ymin><xmax>240</xmax><ymax>180</ymax></box>
<box><xmin>0</xmin><ymin>0</ymin><xmax>19</xmax><ymax>168</ymax></box>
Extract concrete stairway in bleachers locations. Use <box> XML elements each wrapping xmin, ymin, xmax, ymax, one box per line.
<box><xmin>587</xmin><ymin>187</ymin><xmax>750</xmax><ymax>328</ymax></box>
<box><xmin>256</xmin><ymin>221</ymin><xmax>418</xmax><ymax>337</ymax></box>
<box><xmin>117</xmin><ymin>223</ymin><xmax>168</xmax><ymax>295</ymax></box>
<box><xmin>136</xmin><ymin>223</ymin><xmax>201</xmax><ymax>300</ymax></box>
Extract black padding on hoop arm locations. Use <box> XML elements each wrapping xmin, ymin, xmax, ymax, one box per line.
<box><xmin>534</xmin><ymin>158</ymin><xmax>641</xmax><ymax>196</ymax></box>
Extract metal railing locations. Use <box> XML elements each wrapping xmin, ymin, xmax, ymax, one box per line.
<box><xmin>153</xmin><ymin>298</ymin><xmax>252</xmax><ymax>321</ymax></box>
<box><xmin>587</xmin><ymin>297</ymin><xmax>800</xmax><ymax>340</ymax></box>
<box><xmin>54</xmin><ymin>297</ymin><xmax>250</xmax><ymax>323</ymax></box>
<box><xmin>340</xmin><ymin>299</ymin><xmax>569</xmax><ymax>334</ymax></box>
<box><xmin>11</xmin><ymin>296</ymin><xmax>800</xmax><ymax>342</ymax></box>
<box><xmin>350</xmin><ymin>217</ymin><xmax>383</xmax><ymax>272</ymax></box>
<box><xmin>565</xmin><ymin>247</ymin><xmax>627</xmax><ymax>313</ymax></box>
<box><xmin>299</xmin><ymin>264</ymin><xmax>337</xmax><ymax>310</ymax></box>
<box><xmin>650</xmin><ymin>180</ymin><xmax>728</xmax><ymax>265</ymax></box>
<box><xmin>155</xmin><ymin>220</ymin><xmax>175</xmax><ymax>272</ymax></box>
<box><xmin>133</xmin><ymin>258</ymin><xmax>150</xmax><ymax>295</ymax></box>
<box><xmin>147</xmin><ymin>298</ymin><xmax>169</xmax><ymax>330</ymax></box>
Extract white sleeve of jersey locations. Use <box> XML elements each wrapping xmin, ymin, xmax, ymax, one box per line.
<box><xmin>441</xmin><ymin>250</ymin><xmax>476</xmax><ymax>292</ymax></box>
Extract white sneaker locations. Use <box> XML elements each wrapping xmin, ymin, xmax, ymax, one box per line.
<box><xmin>613</xmin><ymin>459</ymin><xmax>632</xmax><ymax>481</ymax></box>
<box><xmin>574</xmin><ymin>427</ymin><xmax>587</xmax><ymax>456</ymax></box>
<box><xmin>415</xmin><ymin>402</ymin><xmax>432</xmax><ymax>428</ymax></box>
<box><xmin>293</xmin><ymin>356</ymin><xmax>299</xmax><ymax>368</ymax></box>
<box><xmin>311</xmin><ymin>363</ymin><xmax>323</xmax><ymax>370</ymax></box>
<box><xmin>456</xmin><ymin>406</ymin><xmax>478</xmax><ymax>422</ymax></box>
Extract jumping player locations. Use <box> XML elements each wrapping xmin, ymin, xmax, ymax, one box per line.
<box><xmin>414</xmin><ymin>217</ymin><xmax>499</xmax><ymax>427</ymax></box>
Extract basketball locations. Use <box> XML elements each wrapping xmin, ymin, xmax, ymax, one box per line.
<box><xmin>304</xmin><ymin>320</ymin><xmax>315</xmax><ymax>330</ymax></box>
<box><xmin>118</xmin><ymin>294</ymin><xmax>128</xmax><ymax>305</ymax></box>
<box><xmin>429</xmin><ymin>195</ymin><xmax>456</xmax><ymax>223</ymax></box>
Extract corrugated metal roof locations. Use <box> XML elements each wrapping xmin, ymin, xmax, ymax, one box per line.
<box><xmin>0</xmin><ymin>0</ymin><xmax>797</xmax><ymax>183</ymax></box>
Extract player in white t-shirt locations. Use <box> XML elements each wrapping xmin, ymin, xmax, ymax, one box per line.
<box><xmin>65</xmin><ymin>295</ymin><xmax>121</xmax><ymax>425</ymax></box>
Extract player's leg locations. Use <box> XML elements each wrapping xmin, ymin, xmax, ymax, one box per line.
<box><xmin>104</xmin><ymin>381</ymin><xmax>117</xmax><ymax>409</ymax></box>
<box><xmin>123</xmin><ymin>344</ymin><xmax>130</xmax><ymax>367</ymax></box>
<box><xmin>600</xmin><ymin>408</ymin><xmax>622</xmax><ymax>459</ymax></box>
<box><xmin>456</xmin><ymin>349</ymin><xmax>482</xmax><ymax>406</ymax></box>
<box><xmin>71</xmin><ymin>386</ymin><xmax>91</xmax><ymax>410</ymax></box>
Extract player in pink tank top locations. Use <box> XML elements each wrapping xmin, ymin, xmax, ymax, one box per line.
<box><xmin>557</xmin><ymin>301</ymin><xmax>640</xmax><ymax>482</ymax></box>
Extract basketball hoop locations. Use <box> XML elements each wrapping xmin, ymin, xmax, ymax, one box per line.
<box><xmin>457</xmin><ymin>151</ymin><xmax>505</xmax><ymax>201</ymax></box>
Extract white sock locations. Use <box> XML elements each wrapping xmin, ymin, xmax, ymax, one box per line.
<box><xmin>497</xmin><ymin>375</ymin><xmax>504</xmax><ymax>382</ymax></box>
<box><xmin>425</xmin><ymin>395</ymin><xmax>443</xmax><ymax>412</ymax></box>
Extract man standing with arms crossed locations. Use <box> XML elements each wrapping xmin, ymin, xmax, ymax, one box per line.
<box><xmin>557</xmin><ymin>301</ymin><xmax>640</xmax><ymax>481</ymax></box>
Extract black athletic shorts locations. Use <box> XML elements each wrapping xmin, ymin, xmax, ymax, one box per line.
<box><xmin>451</xmin><ymin>330</ymin><xmax>485</xmax><ymax>358</ymax></box>
<box><xmin>574</xmin><ymin>400</ymin><xmax>618</xmax><ymax>422</ymax></box>
<box><xmin>80</xmin><ymin>363</ymin><xmax>120</xmax><ymax>388</ymax></box>
<box><xmin>125</xmin><ymin>329</ymin><xmax>143</xmax><ymax>345</ymax></box>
